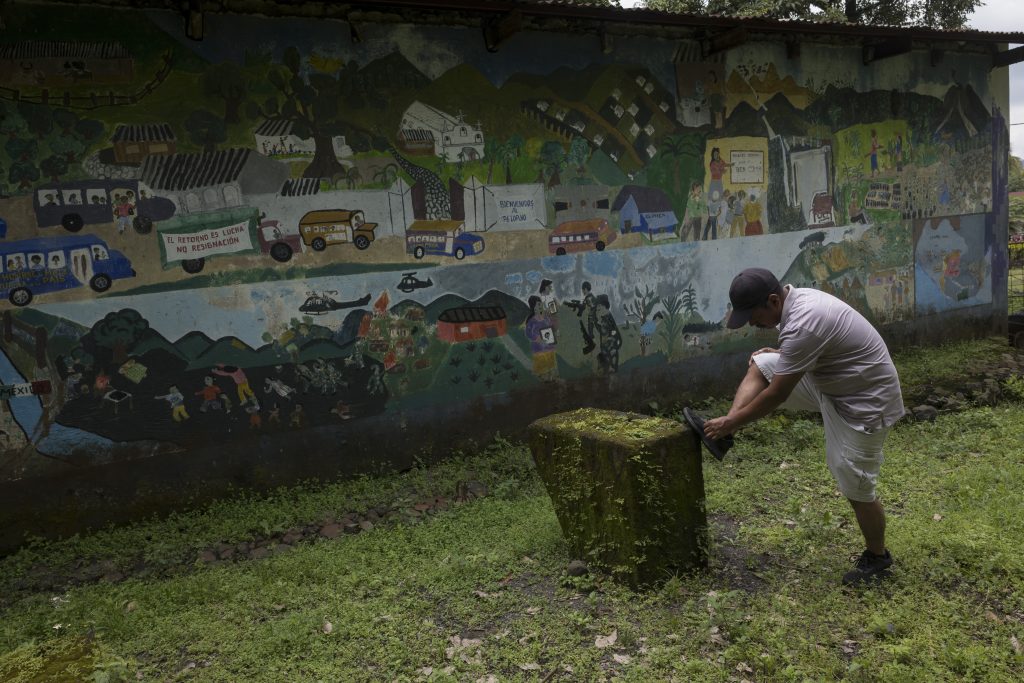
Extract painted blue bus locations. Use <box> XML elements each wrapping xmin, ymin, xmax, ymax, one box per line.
<box><xmin>33</xmin><ymin>179</ymin><xmax>176</xmax><ymax>234</ymax></box>
<box><xmin>0</xmin><ymin>235</ymin><xmax>135</xmax><ymax>306</ymax></box>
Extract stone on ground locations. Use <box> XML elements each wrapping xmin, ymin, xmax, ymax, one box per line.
<box><xmin>529</xmin><ymin>408</ymin><xmax>706</xmax><ymax>588</ymax></box>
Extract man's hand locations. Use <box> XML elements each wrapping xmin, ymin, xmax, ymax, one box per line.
<box><xmin>703</xmin><ymin>415</ymin><xmax>735</xmax><ymax>440</ymax></box>
<box><xmin>749</xmin><ymin>347</ymin><xmax>778</xmax><ymax>365</ymax></box>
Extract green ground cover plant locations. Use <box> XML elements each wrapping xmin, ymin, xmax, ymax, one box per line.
<box><xmin>1</xmin><ymin>339</ymin><xmax>1022</xmax><ymax>681</ymax></box>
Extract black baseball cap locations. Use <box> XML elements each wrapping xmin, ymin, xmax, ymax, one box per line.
<box><xmin>726</xmin><ymin>268</ymin><xmax>781</xmax><ymax>329</ymax></box>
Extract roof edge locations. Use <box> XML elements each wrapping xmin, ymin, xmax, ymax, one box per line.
<box><xmin>11</xmin><ymin>1</ymin><xmax>1023</xmax><ymax>45</ymax></box>
<box><xmin>362</xmin><ymin>0</ymin><xmax>1024</xmax><ymax>44</ymax></box>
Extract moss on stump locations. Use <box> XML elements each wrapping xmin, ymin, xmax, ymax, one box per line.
<box><xmin>528</xmin><ymin>408</ymin><xmax>707</xmax><ymax>588</ymax></box>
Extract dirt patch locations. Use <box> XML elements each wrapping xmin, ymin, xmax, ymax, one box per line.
<box><xmin>707</xmin><ymin>513</ymin><xmax>776</xmax><ymax>593</ymax></box>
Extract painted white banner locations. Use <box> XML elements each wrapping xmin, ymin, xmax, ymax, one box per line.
<box><xmin>162</xmin><ymin>221</ymin><xmax>253</xmax><ymax>261</ymax></box>
<box><xmin>730</xmin><ymin>151</ymin><xmax>765</xmax><ymax>184</ymax></box>
<box><xmin>486</xmin><ymin>184</ymin><xmax>547</xmax><ymax>231</ymax></box>
<box><xmin>0</xmin><ymin>380</ymin><xmax>50</xmax><ymax>400</ymax></box>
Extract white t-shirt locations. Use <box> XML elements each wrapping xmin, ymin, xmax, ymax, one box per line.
<box><xmin>774</xmin><ymin>285</ymin><xmax>904</xmax><ymax>430</ymax></box>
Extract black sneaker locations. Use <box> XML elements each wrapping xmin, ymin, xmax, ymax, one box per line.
<box><xmin>841</xmin><ymin>549</ymin><xmax>893</xmax><ymax>586</ymax></box>
<box><xmin>682</xmin><ymin>407</ymin><xmax>734</xmax><ymax>461</ymax></box>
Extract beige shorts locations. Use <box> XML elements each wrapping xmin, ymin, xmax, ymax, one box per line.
<box><xmin>753</xmin><ymin>352</ymin><xmax>888</xmax><ymax>502</ymax></box>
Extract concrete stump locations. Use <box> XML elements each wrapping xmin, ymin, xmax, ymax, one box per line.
<box><xmin>528</xmin><ymin>408</ymin><xmax>707</xmax><ymax>588</ymax></box>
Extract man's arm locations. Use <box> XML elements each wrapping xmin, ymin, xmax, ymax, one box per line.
<box><xmin>703</xmin><ymin>371</ymin><xmax>803</xmax><ymax>439</ymax></box>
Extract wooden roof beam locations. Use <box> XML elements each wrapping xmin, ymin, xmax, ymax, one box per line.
<box><xmin>863</xmin><ymin>36</ymin><xmax>913</xmax><ymax>65</ymax></box>
<box><xmin>482</xmin><ymin>9</ymin><xmax>522</xmax><ymax>53</ymax></box>
<box><xmin>992</xmin><ymin>45</ymin><xmax>1024</xmax><ymax>69</ymax></box>
<box><xmin>702</xmin><ymin>27</ymin><xmax>747</xmax><ymax>58</ymax></box>
<box><xmin>185</xmin><ymin>0</ymin><xmax>204</xmax><ymax>41</ymax></box>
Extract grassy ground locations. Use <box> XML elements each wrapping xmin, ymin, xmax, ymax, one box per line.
<box><xmin>1</xmin><ymin>340</ymin><xmax>1023</xmax><ymax>681</ymax></box>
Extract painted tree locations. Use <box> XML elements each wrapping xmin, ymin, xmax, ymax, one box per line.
<box><xmin>0</xmin><ymin>105</ymin><xmax>28</xmax><ymax>140</ymax></box>
<box><xmin>5</xmin><ymin>137</ymin><xmax>37</xmax><ymax>163</ymax></box>
<box><xmin>642</xmin><ymin>1</ymin><xmax>979</xmax><ymax>29</ymax></box>
<box><xmin>567</xmin><ymin>136</ymin><xmax>592</xmax><ymax>178</ymax></box>
<box><xmin>88</xmin><ymin>309</ymin><xmax>150</xmax><ymax>366</ymax></box>
<box><xmin>184</xmin><ymin>109</ymin><xmax>228</xmax><ymax>154</ymax></box>
<box><xmin>498</xmin><ymin>134</ymin><xmax>525</xmax><ymax>184</ymax></box>
<box><xmin>372</xmin><ymin>163</ymin><xmax>399</xmax><ymax>187</ymax></box>
<box><xmin>657</xmin><ymin>293</ymin><xmax>685</xmax><ymax>360</ymax></box>
<box><xmin>201</xmin><ymin>62</ymin><xmax>248</xmax><ymax>124</ymax></box>
<box><xmin>623</xmin><ymin>285</ymin><xmax>660</xmax><ymax>329</ymax></box>
<box><xmin>75</xmin><ymin>118</ymin><xmax>105</xmax><ymax>148</ymax></box>
<box><xmin>658</xmin><ymin>135</ymin><xmax>693</xmax><ymax>197</ymax></box>
<box><xmin>259</xmin><ymin>46</ymin><xmax>346</xmax><ymax>179</ymax></box>
<box><xmin>40</xmin><ymin>155</ymin><xmax>69</xmax><ymax>182</ymax></box>
<box><xmin>344</xmin><ymin>165</ymin><xmax>362</xmax><ymax>190</ymax></box>
<box><xmin>681</xmin><ymin>285</ymin><xmax>698</xmax><ymax>318</ymax></box>
<box><xmin>8</xmin><ymin>161</ymin><xmax>39</xmax><ymax>190</ymax></box>
<box><xmin>484</xmin><ymin>137</ymin><xmax>501</xmax><ymax>184</ymax></box>
<box><xmin>539</xmin><ymin>141</ymin><xmax>568</xmax><ymax>188</ymax></box>
<box><xmin>46</xmin><ymin>108</ymin><xmax>102</xmax><ymax>165</ymax></box>
<box><xmin>51</xmin><ymin>109</ymin><xmax>80</xmax><ymax>136</ymax></box>
<box><xmin>19</xmin><ymin>102</ymin><xmax>53</xmax><ymax>139</ymax></box>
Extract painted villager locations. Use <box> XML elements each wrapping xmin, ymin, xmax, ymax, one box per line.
<box><xmin>697</xmin><ymin>268</ymin><xmax>904</xmax><ymax>586</ymax></box>
<box><xmin>743</xmin><ymin>191</ymin><xmax>764</xmax><ymax>236</ymax></box>
<box><xmin>868</xmin><ymin>129</ymin><xmax>880</xmax><ymax>177</ymax></box>
<box><xmin>703</xmin><ymin>190</ymin><xmax>722</xmax><ymax>241</ymax></box>
<box><xmin>213</xmin><ymin>364</ymin><xmax>256</xmax><ymax>403</ymax></box>
<box><xmin>707</xmin><ymin>147</ymin><xmax>732</xmax><ymax>199</ymax></box>
<box><xmin>112</xmin><ymin>194</ymin><xmax>133</xmax><ymax>234</ymax></box>
<box><xmin>195</xmin><ymin>375</ymin><xmax>225</xmax><ymax>412</ymax></box>
<box><xmin>680</xmin><ymin>182</ymin><xmax>704</xmax><ymax>242</ymax></box>
<box><xmin>730</xmin><ymin>189</ymin><xmax>747</xmax><ymax>238</ymax></box>
<box><xmin>567</xmin><ymin>281</ymin><xmax>598</xmax><ymax>354</ymax></box>
<box><xmin>289</xmin><ymin>403</ymin><xmax>305</xmax><ymax>428</ymax></box>
<box><xmin>594</xmin><ymin>294</ymin><xmax>622</xmax><ymax>374</ymax></box>
<box><xmin>639</xmin><ymin>311</ymin><xmax>663</xmax><ymax>356</ymax></box>
<box><xmin>538</xmin><ymin>279</ymin><xmax>558</xmax><ymax>317</ymax></box>
<box><xmin>245</xmin><ymin>399</ymin><xmax>262</xmax><ymax>429</ymax></box>
<box><xmin>525</xmin><ymin>295</ymin><xmax>558</xmax><ymax>381</ymax></box>
<box><xmin>155</xmin><ymin>385</ymin><xmax>189</xmax><ymax>422</ymax></box>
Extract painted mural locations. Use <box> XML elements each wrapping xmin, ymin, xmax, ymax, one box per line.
<box><xmin>0</xmin><ymin>3</ymin><xmax>1004</xmax><ymax>482</ymax></box>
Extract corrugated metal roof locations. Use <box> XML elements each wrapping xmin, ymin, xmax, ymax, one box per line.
<box><xmin>254</xmin><ymin>119</ymin><xmax>295</xmax><ymax>137</ymax></box>
<box><xmin>280</xmin><ymin>178</ymin><xmax>321</xmax><ymax>196</ymax></box>
<box><xmin>0</xmin><ymin>41</ymin><xmax>130</xmax><ymax>59</ymax></box>
<box><xmin>141</xmin><ymin>148</ymin><xmax>252</xmax><ymax>192</ymax></box>
<box><xmin>111</xmin><ymin>123</ymin><xmax>176</xmax><ymax>143</ymax></box>
<box><xmin>438</xmin><ymin>306</ymin><xmax>507</xmax><ymax>323</ymax></box>
<box><xmin>357</xmin><ymin>0</ymin><xmax>1024</xmax><ymax>43</ymax></box>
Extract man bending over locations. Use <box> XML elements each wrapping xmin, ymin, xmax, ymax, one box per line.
<box><xmin>699</xmin><ymin>268</ymin><xmax>904</xmax><ymax>586</ymax></box>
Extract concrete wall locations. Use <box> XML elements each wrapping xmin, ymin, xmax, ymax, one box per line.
<box><xmin>0</xmin><ymin>2</ymin><xmax>1010</xmax><ymax>549</ymax></box>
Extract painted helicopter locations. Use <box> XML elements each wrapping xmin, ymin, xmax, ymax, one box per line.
<box><xmin>299</xmin><ymin>290</ymin><xmax>372</xmax><ymax>315</ymax></box>
<box><xmin>396</xmin><ymin>272</ymin><xmax>434</xmax><ymax>294</ymax></box>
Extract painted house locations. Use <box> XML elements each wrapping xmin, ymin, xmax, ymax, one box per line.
<box><xmin>553</xmin><ymin>185</ymin><xmax>611</xmax><ymax>223</ymax></box>
<box><xmin>110</xmin><ymin>123</ymin><xmax>177</xmax><ymax>164</ymax></box>
<box><xmin>0</xmin><ymin>40</ymin><xmax>133</xmax><ymax>86</ymax></box>
<box><xmin>397</xmin><ymin>101</ymin><xmax>485</xmax><ymax>162</ymax></box>
<box><xmin>253</xmin><ymin>119</ymin><xmax>353</xmax><ymax>160</ymax></box>
<box><xmin>611</xmin><ymin>185</ymin><xmax>679</xmax><ymax>241</ymax></box>
<box><xmin>436</xmin><ymin>306</ymin><xmax>507</xmax><ymax>342</ymax></box>
<box><xmin>140</xmin><ymin>148</ymin><xmax>289</xmax><ymax>215</ymax></box>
